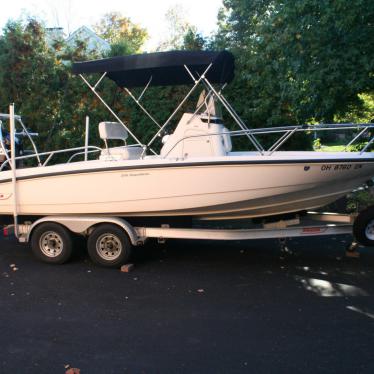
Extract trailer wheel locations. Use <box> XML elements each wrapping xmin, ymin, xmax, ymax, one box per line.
<box><xmin>30</xmin><ymin>223</ymin><xmax>73</xmax><ymax>264</ymax></box>
<box><xmin>87</xmin><ymin>224</ymin><xmax>132</xmax><ymax>268</ymax></box>
<box><xmin>353</xmin><ymin>206</ymin><xmax>374</xmax><ymax>247</ymax></box>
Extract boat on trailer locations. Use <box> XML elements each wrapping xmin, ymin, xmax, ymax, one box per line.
<box><xmin>1</xmin><ymin>51</ymin><xmax>374</xmax><ymax>221</ymax></box>
<box><xmin>1</xmin><ymin>50</ymin><xmax>374</xmax><ymax>267</ymax></box>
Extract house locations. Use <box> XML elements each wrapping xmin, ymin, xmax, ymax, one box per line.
<box><xmin>66</xmin><ymin>26</ymin><xmax>111</xmax><ymax>55</ymax></box>
<box><xmin>45</xmin><ymin>27</ymin><xmax>65</xmax><ymax>46</ymax></box>
<box><xmin>46</xmin><ymin>26</ymin><xmax>111</xmax><ymax>55</ymax></box>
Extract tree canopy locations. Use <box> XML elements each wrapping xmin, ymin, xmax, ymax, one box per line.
<box><xmin>93</xmin><ymin>12</ymin><xmax>148</xmax><ymax>55</ymax></box>
<box><xmin>215</xmin><ymin>0</ymin><xmax>374</xmax><ymax>126</ymax></box>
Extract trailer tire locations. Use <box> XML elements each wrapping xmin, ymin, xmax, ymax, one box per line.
<box><xmin>353</xmin><ymin>206</ymin><xmax>374</xmax><ymax>247</ymax></box>
<box><xmin>30</xmin><ymin>223</ymin><xmax>73</xmax><ymax>264</ymax></box>
<box><xmin>87</xmin><ymin>224</ymin><xmax>132</xmax><ymax>268</ymax></box>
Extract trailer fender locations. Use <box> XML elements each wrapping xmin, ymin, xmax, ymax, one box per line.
<box><xmin>25</xmin><ymin>216</ymin><xmax>140</xmax><ymax>246</ymax></box>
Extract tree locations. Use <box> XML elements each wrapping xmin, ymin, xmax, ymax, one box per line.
<box><xmin>93</xmin><ymin>12</ymin><xmax>148</xmax><ymax>55</ymax></box>
<box><xmin>215</xmin><ymin>0</ymin><xmax>374</xmax><ymax>125</ymax></box>
<box><xmin>0</xmin><ymin>17</ymin><xmax>117</xmax><ymax>154</ymax></box>
<box><xmin>0</xmin><ymin>19</ymin><xmax>62</xmax><ymax>143</ymax></box>
<box><xmin>157</xmin><ymin>5</ymin><xmax>191</xmax><ymax>51</ymax></box>
<box><xmin>183</xmin><ymin>27</ymin><xmax>206</xmax><ymax>50</ymax></box>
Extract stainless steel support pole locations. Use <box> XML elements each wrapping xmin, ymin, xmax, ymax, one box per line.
<box><xmin>268</xmin><ymin>127</ymin><xmax>298</xmax><ymax>155</ymax></box>
<box><xmin>202</xmin><ymin>78</ymin><xmax>264</xmax><ymax>154</ymax></box>
<box><xmin>84</xmin><ymin>116</ymin><xmax>89</xmax><ymax>161</ymax></box>
<box><xmin>0</xmin><ymin>122</ymin><xmax>10</xmax><ymax>164</ymax></box>
<box><xmin>79</xmin><ymin>74</ymin><xmax>144</xmax><ymax>147</ymax></box>
<box><xmin>123</xmin><ymin>87</ymin><xmax>162</xmax><ymax>129</ymax></box>
<box><xmin>9</xmin><ymin>104</ymin><xmax>18</xmax><ymax>238</ymax></box>
<box><xmin>18</xmin><ymin>119</ymin><xmax>41</xmax><ymax>166</ymax></box>
<box><xmin>199</xmin><ymin>77</ymin><xmax>264</xmax><ymax>152</ymax></box>
<box><xmin>147</xmin><ymin>63</ymin><xmax>213</xmax><ymax>149</ymax></box>
<box><xmin>344</xmin><ymin>127</ymin><xmax>368</xmax><ymax>151</ymax></box>
<box><xmin>360</xmin><ymin>136</ymin><xmax>374</xmax><ymax>154</ymax></box>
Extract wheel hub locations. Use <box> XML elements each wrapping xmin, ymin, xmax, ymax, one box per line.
<box><xmin>39</xmin><ymin>231</ymin><xmax>63</xmax><ymax>258</ymax></box>
<box><xmin>96</xmin><ymin>234</ymin><xmax>122</xmax><ymax>260</ymax></box>
<box><xmin>365</xmin><ymin>219</ymin><xmax>374</xmax><ymax>240</ymax></box>
<box><xmin>48</xmin><ymin>239</ymin><xmax>57</xmax><ymax>248</ymax></box>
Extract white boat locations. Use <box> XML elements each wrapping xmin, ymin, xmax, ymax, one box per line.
<box><xmin>0</xmin><ymin>151</ymin><xmax>373</xmax><ymax>220</ymax></box>
<box><xmin>1</xmin><ymin>51</ymin><xmax>374</xmax><ymax>222</ymax></box>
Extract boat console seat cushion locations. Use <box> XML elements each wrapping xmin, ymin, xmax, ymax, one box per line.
<box><xmin>100</xmin><ymin>146</ymin><xmax>143</xmax><ymax>160</ymax></box>
<box><xmin>99</xmin><ymin>122</ymin><xmax>128</xmax><ymax>141</ymax></box>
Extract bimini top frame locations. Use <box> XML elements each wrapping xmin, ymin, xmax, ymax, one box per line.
<box><xmin>72</xmin><ymin>50</ymin><xmax>374</xmax><ymax>156</ymax></box>
<box><xmin>72</xmin><ymin>50</ymin><xmax>266</xmax><ymax>154</ymax></box>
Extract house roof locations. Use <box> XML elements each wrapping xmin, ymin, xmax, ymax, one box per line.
<box><xmin>66</xmin><ymin>26</ymin><xmax>110</xmax><ymax>53</ymax></box>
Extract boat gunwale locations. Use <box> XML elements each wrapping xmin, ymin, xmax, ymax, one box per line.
<box><xmin>1</xmin><ymin>157</ymin><xmax>374</xmax><ymax>184</ymax></box>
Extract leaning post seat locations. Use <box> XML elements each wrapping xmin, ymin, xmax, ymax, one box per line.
<box><xmin>98</xmin><ymin>122</ymin><xmax>142</xmax><ymax>161</ymax></box>
<box><xmin>99</xmin><ymin>121</ymin><xmax>129</xmax><ymax>141</ymax></box>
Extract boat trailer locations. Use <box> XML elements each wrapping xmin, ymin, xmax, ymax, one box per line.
<box><xmin>3</xmin><ymin>209</ymin><xmax>373</xmax><ymax>267</ymax></box>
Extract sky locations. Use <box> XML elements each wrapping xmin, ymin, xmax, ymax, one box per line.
<box><xmin>0</xmin><ymin>0</ymin><xmax>223</xmax><ymax>50</ymax></box>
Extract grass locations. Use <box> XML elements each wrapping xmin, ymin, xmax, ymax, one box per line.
<box><xmin>319</xmin><ymin>144</ymin><xmax>346</xmax><ymax>152</ymax></box>
<box><xmin>316</xmin><ymin>140</ymin><xmax>369</xmax><ymax>152</ymax></box>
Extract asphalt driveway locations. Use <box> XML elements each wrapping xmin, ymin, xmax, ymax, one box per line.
<box><xmin>0</xmin><ymin>233</ymin><xmax>374</xmax><ymax>373</ymax></box>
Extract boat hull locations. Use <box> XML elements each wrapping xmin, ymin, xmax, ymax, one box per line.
<box><xmin>0</xmin><ymin>152</ymin><xmax>373</xmax><ymax>219</ymax></box>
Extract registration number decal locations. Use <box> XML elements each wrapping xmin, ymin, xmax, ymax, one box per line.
<box><xmin>320</xmin><ymin>164</ymin><xmax>362</xmax><ymax>171</ymax></box>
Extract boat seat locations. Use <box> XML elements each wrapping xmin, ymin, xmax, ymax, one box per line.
<box><xmin>99</xmin><ymin>122</ymin><xmax>128</xmax><ymax>141</ymax></box>
<box><xmin>99</xmin><ymin>146</ymin><xmax>143</xmax><ymax>161</ymax></box>
<box><xmin>98</xmin><ymin>121</ymin><xmax>142</xmax><ymax>160</ymax></box>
